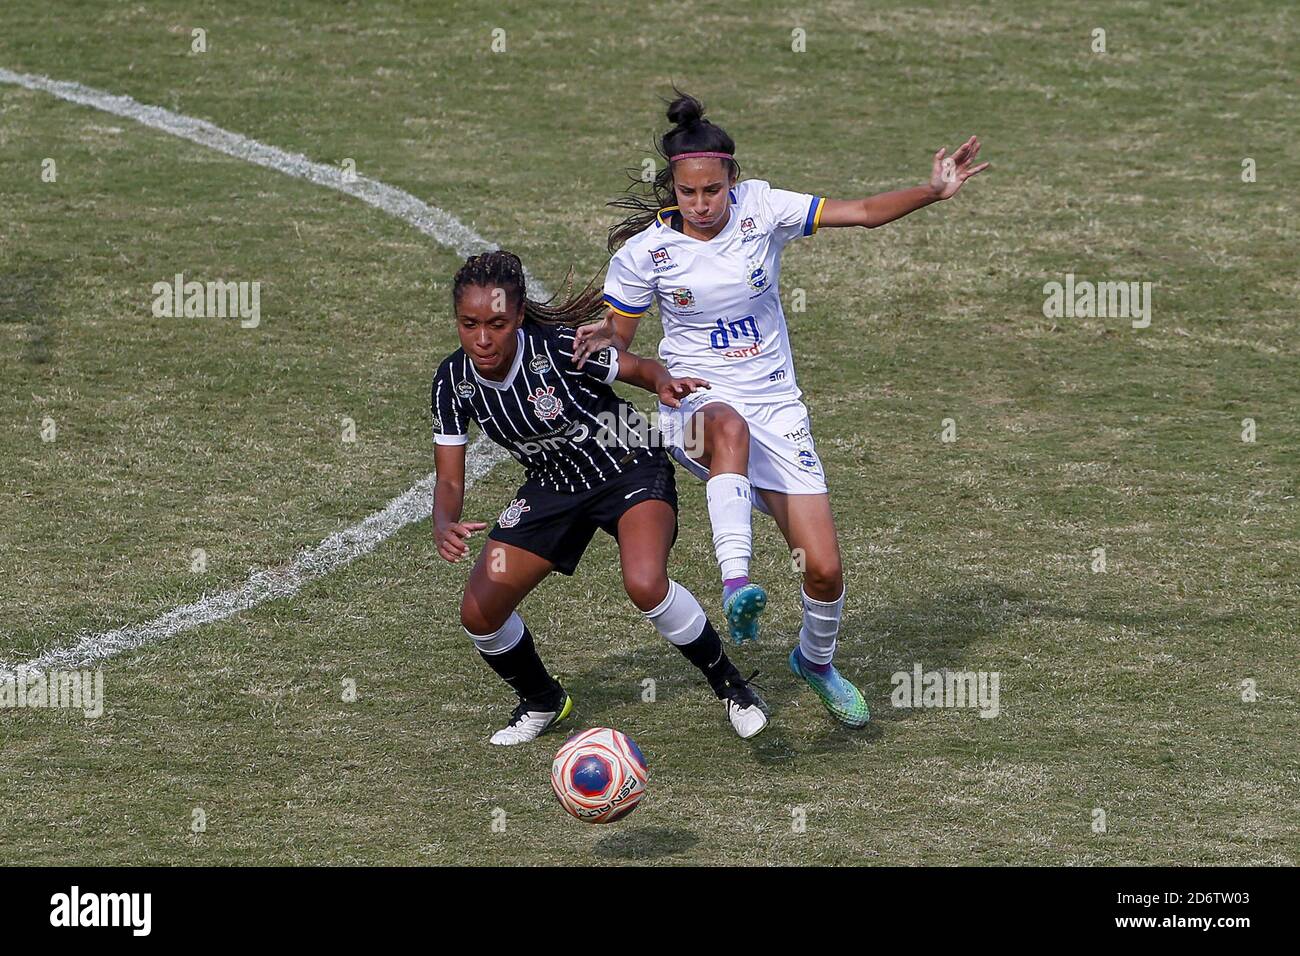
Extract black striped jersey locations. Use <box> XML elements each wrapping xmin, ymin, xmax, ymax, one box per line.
<box><xmin>431</xmin><ymin>322</ymin><xmax>664</xmax><ymax>492</ymax></box>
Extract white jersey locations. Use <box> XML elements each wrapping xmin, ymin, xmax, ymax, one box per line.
<box><xmin>603</xmin><ymin>179</ymin><xmax>825</xmax><ymax>403</ymax></box>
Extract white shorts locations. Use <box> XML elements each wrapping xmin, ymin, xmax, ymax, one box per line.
<box><xmin>656</xmin><ymin>391</ymin><xmax>828</xmax><ymax>499</ymax></box>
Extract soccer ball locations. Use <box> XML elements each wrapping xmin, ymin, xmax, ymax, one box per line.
<box><xmin>550</xmin><ymin>727</ymin><xmax>648</xmax><ymax>824</ymax></box>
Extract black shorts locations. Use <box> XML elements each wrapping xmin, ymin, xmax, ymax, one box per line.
<box><xmin>488</xmin><ymin>456</ymin><xmax>678</xmax><ymax>575</ymax></box>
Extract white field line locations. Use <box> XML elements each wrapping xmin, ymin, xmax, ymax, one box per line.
<box><xmin>0</xmin><ymin>68</ymin><xmax>517</xmax><ymax>676</ymax></box>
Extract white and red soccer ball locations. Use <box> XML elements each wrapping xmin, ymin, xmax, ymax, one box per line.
<box><xmin>550</xmin><ymin>727</ymin><xmax>648</xmax><ymax>824</ymax></box>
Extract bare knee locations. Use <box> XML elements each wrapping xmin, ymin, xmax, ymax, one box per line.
<box><xmin>622</xmin><ymin>568</ymin><xmax>669</xmax><ymax>613</ymax></box>
<box><xmin>803</xmin><ymin>553</ymin><xmax>844</xmax><ymax>600</ymax></box>
<box><xmin>460</xmin><ymin>589</ymin><xmax>507</xmax><ymax>635</ymax></box>
<box><xmin>707</xmin><ymin>408</ymin><xmax>749</xmax><ymax>454</ymax></box>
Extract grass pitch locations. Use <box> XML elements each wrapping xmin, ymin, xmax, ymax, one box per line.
<box><xmin>1</xmin><ymin>0</ymin><xmax>1296</xmax><ymax>865</ymax></box>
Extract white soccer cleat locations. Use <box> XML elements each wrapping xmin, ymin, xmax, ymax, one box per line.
<box><xmin>724</xmin><ymin>697</ymin><xmax>769</xmax><ymax>739</ymax></box>
<box><xmin>489</xmin><ymin>691</ymin><xmax>573</xmax><ymax>746</ymax></box>
<box><xmin>716</xmin><ymin>671</ymin><xmax>770</xmax><ymax>739</ymax></box>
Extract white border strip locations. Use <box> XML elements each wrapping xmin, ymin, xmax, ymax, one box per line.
<box><xmin>0</xmin><ymin>68</ymin><xmax>520</xmax><ymax>676</ymax></box>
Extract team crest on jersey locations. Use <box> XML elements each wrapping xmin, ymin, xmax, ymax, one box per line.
<box><xmin>527</xmin><ymin>385</ymin><xmax>563</xmax><ymax>421</ymax></box>
<box><xmin>670</xmin><ymin>287</ymin><xmax>694</xmax><ymax>309</ymax></box>
<box><xmin>746</xmin><ymin>261</ymin><xmax>769</xmax><ymax>294</ymax></box>
<box><xmin>796</xmin><ymin>448</ymin><xmax>820</xmax><ymax>472</ymax></box>
<box><xmin>529</xmin><ymin>354</ymin><xmax>552</xmax><ymax>374</ymax></box>
<box><xmin>498</xmin><ymin>498</ymin><xmax>531</xmax><ymax>528</ymax></box>
<box><xmin>456</xmin><ymin>379</ymin><xmax>476</xmax><ymax>399</ymax></box>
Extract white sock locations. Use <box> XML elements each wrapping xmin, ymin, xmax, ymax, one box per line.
<box><xmin>465</xmin><ymin>612</ymin><xmax>525</xmax><ymax>655</ymax></box>
<box><xmin>644</xmin><ymin>581</ymin><xmax>707</xmax><ymax>647</ymax></box>
<box><xmin>798</xmin><ymin>588</ymin><xmax>844</xmax><ymax>666</ymax></box>
<box><xmin>706</xmin><ymin>473</ymin><xmax>753</xmax><ymax>583</ymax></box>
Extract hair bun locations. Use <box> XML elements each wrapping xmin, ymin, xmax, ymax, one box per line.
<box><xmin>666</xmin><ymin>91</ymin><xmax>706</xmax><ymax>129</ymax></box>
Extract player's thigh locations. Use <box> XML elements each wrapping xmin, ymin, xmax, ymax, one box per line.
<box><xmin>614</xmin><ymin>499</ymin><xmax>677</xmax><ymax>610</ymax></box>
<box><xmin>756</xmin><ymin>490</ymin><xmax>844</xmax><ymax>597</ymax></box>
<box><xmin>461</xmin><ymin>540</ymin><xmax>555</xmax><ymax>633</ymax></box>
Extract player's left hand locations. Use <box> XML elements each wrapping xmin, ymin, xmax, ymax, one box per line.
<box><xmin>929</xmin><ymin>135</ymin><xmax>990</xmax><ymax>200</ymax></box>
<box><xmin>658</xmin><ymin>377</ymin><xmax>710</xmax><ymax>408</ymax></box>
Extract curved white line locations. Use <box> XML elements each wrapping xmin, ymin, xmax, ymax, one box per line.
<box><xmin>0</xmin><ymin>67</ymin><xmax>520</xmax><ymax>676</ymax></box>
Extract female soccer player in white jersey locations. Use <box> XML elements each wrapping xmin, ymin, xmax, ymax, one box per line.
<box><xmin>433</xmin><ymin>250</ymin><xmax>770</xmax><ymax>744</ymax></box>
<box><xmin>574</xmin><ymin>91</ymin><xmax>988</xmax><ymax>728</ymax></box>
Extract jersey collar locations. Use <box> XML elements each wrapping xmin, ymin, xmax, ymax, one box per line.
<box><xmin>470</xmin><ymin>329</ymin><xmax>525</xmax><ymax>390</ymax></box>
<box><xmin>656</xmin><ymin>188</ymin><xmax>740</xmax><ymax>236</ymax></box>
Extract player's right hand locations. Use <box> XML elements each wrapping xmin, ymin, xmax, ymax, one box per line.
<box><xmin>572</xmin><ymin>316</ymin><xmax>615</xmax><ymax>368</ymax></box>
<box><xmin>658</xmin><ymin>376</ymin><xmax>710</xmax><ymax>409</ymax></box>
<box><xmin>436</xmin><ymin>520</ymin><xmax>488</xmax><ymax>563</ymax></box>
<box><xmin>928</xmin><ymin>135</ymin><xmax>989</xmax><ymax>200</ymax></box>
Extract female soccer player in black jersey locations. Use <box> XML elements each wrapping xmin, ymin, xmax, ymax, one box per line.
<box><xmin>432</xmin><ymin>250</ymin><xmax>768</xmax><ymax>744</ymax></box>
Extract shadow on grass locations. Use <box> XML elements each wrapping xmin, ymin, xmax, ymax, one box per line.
<box><xmin>553</xmin><ymin>580</ymin><xmax>1020</xmax><ymax>761</ymax></box>
<box><xmin>591</xmin><ymin>825</ymin><xmax>699</xmax><ymax>861</ymax></box>
<box><xmin>0</xmin><ymin>263</ymin><xmax>61</xmax><ymax>365</ymax></box>
<box><xmin>751</xmin><ymin>580</ymin><xmax>1029</xmax><ymax>737</ymax></box>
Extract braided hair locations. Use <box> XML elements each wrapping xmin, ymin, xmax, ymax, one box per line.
<box><xmin>451</xmin><ymin>250</ymin><xmax>606</xmax><ymax>327</ymax></box>
<box><xmin>607</xmin><ymin>88</ymin><xmax>742</xmax><ymax>253</ymax></box>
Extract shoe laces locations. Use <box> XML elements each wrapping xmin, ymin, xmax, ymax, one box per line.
<box><xmin>505</xmin><ymin>699</ymin><xmax>530</xmax><ymax>728</ymax></box>
<box><xmin>720</xmin><ymin>670</ymin><xmax>764</xmax><ymax>707</ymax></box>
<box><xmin>509</xmin><ymin>686</ymin><xmax>564</xmax><ymax>726</ymax></box>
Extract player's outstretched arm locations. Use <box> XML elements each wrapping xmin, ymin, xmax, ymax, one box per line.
<box><xmin>818</xmin><ymin>135</ymin><xmax>990</xmax><ymax>229</ymax></box>
<box><xmin>433</xmin><ymin>442</ymin><xmax>487</xmax><ymax>563</ymax></box>
<box><xmin>573</xmin><ymin>307</ymin><xmax>641</xmax><ymax>368</ymax></box>
<box><xmin>615</xmin><ymin>351</ymin><xmax>710</xmax><ymax>409</ymax></box>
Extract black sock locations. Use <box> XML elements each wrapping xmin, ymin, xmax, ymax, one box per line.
<box><xmin>674</xmin><ymin>619</ymin><xmax>741</xmax><ymax>696</ymax></box>
<box><xmin>478</xmin><ymin>626</ymin><xmax>562</xmax><ymax>705</ymax></box>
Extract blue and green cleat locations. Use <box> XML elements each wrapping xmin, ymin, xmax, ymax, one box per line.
<box><xmin>722</xmin><ymin>583</ymin><xmax>768</xmax><ymax>645</ymax></box>
<box><xmin>789</xmin><ymin>647</ymin><xmax>870</xmax><ymax>728</ymax></box>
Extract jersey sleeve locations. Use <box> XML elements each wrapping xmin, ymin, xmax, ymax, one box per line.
<box><xmin>430</xmin><ymin>361</ymin><xmax>469</xmax><ymax>446</ymax></box>
<box><xmin>552</xmin><ymin>326</ymin><xmax>620</xmax><ymax>385</ymax></box>
<box><xmin>602</xmin><ymin>246</ymin><xmax>655</xmax><ymax>319</ymax></box>
<box><xmin>751</xmin><ymin>178</ymin><xmax>826</xmax><ymax>246</ymax></box>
